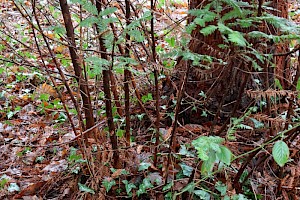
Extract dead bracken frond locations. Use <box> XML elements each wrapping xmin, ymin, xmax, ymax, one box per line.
<box><xmin>246</xmin><ymin>89</ymin><xmax>298</xmax><ymax>100</ymax></box>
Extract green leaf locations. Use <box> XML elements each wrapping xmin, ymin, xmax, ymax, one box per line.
<box><xmin>165</xmin><ymin>37</ymin><xmax>176</xmax><ymax>47</ymax></box>
<box><xmin>39</xmin><ymin>93</ymin><xmax>50</xmax><ymax>101</ymax></box>
<box><xmin>193</xmin><ymin>190</ymin><xmax>210</xmax><ymax>200</ymax></box>
<box><xmin>272</xmin><ymin>141</ymin><xmax>289</xmax><ymax>167</ymax></box>
<box><xmin>165</xmin><ymin>192</ymin><xmax>173</xmax><ymax>200</ymax></box>
<box><xmin>231</xmin><ymin>193</ymin><xmax>249</xmax><ymax>200</ymax></box>
<box><xmin>78</xmin><ymin>183</ymin><xmax>95</xmax><ymax>194</ymax></box>
<box><xmin>128</xmin><ymin>29</ymin><xmax>145</xmax><ymax>42</ymax></box>
<box><xmin>122</xmin><ymin>180</ymin><xmax>136</xmax><ymax>196</ymax></box>
<box><xmin>102</xmin><ymin>179</ymin><xmax>116</xmax><ymax>192</ymax></box>
<box><xmin>80</xmin><ymin>16</ymin><xmax>99</xmax><ymax>27</ymax></box>
<box><xmin>179</xmin><ymin>145</ymin><xmax>195</xmax><ymax>157</ymax></box>
<box><xmin>237</xmin><ymin>123</ymin><xmax>253</xmax><ymax>130</ymax></box>
<box><xmin>8</xmin><ymin>183</ymin><xmax>20</xmax><ymax>192</ymax></box>
<box><xmin>83</xmin><ymin>1</ymin><xmax>98</xmax><ymax>15</ymax></box>
<box><xmin>218</xmin><ymin>22</ymin><xmax>233</xmax><ymax>34</ymax></box>
<box><xmin>201</xmin><ymin>150</ymin><xmax>216</xmax><ymax>174</ymax></box>
<box><xmin>200</xmin><ymin>25</ymin><xmax>217</xmax><ymax>36</ymax></box>
<box><xmin>181</xmin><ymin>182</ymin><xmax>195</xmax><ymax>193</ymax></box>
<box><xmin>228</xmin><ymin>31</ymin><xmax>247</xmax><ymax>47</ymax></box>
<box><xmin>0</xmin><ymin>175</ymin><xmax>9</xmax><ymax>189</ymax></box>
<box><xmin>35</xmin><ymin>156</ymin><xmax>45</xmax><ymax>163</ymax></box>
<box><xmin>162</xmin><ymin>181</ymin><xmax>174</xmax><ymax>191</ymax></box>
<box><xmin>141</xmin><ymin>10</ymin><xmax>152</xmax><ymax>20</ymax></box>
<box><xmin>179</xmin><ymin>163</ymin><xmax>193</xmax><ymax>177</ymax></box>
<box><xmin>85</xmin><ymin>56</ymin><xmax>109</xmax><ymax>74</ymax></box>
<box><xmin>297</xmin><ymin>77</ymin><xmax>300</xmax><ymax>99</ymax></box>
<box><xmin>50</xmin><ymin>25</ymin><xmax>66</xmax><ymax>35</ymax></box>
<box><xmin>216</xmin><ymin>146</ymin><xmax>232</xmax><ymax>165</ymax></box>
<box><xmin>99</xmin><ymin>7</ymin><xmax>117</xmax><ymax>16</ymax></box>
<box><xmin>137</xmin><ymin>178</ymin><xmax>153</xmax><ymax>196</ymax></box>
<box><xmin>142</xmin><ymin>178</ymin><xmax>153</xmax><ymax>188</ymax></box>
<box><xmin>250</xmin><ymin>118</ymin><xmax>264</xmax><ymax>129</ymax></box>
<box><xmin>215</xmin><ymin>181</ymin><xmax>227</xmax><ymax>196</ymax></box>
<box><xmin>138</xmin><ymin>162</ymin><xmax>151</xmax><ymax>171</ymax></box>
<box><xmin>275</xmin><ymin>78</ymin><xmax>283</xmax><ymax>90</ymax></box>
<box><xmin>116</xmin><ymin>129</ymin><xmax>125</xmax><ymax>137</ymax></box>
<box><xmin>209</xmin><ymin>142</ymin><xmax>221</xmax><ymax>153</ymax></box>
<box><xmin>194</xmin><ymin>18</ymin><xmax>206</xmax><ymax>27</ymax></box>
<box><xmin>141</xmin><ymin>93</ymin><xmax>153</xmax><ymax>103</ymax></box>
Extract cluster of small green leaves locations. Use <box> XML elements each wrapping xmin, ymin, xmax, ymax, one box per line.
<box><xmin>69</xmin><ymin>0</ymin><xmax>152</xmax><ymax>78</ymax></box>
<box><xmin>192</xmin><ymin>136</ymin><xmax>232</xmax><ymax>175</ymax></box>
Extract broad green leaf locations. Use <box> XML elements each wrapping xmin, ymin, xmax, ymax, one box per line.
<box><xmin>102</xmin><ymin>179</ymin><xmax>116</xmax><ymax>192</ymax></box>
<box><xmin>193</xmin><ymin>190</ymin><xmax>210</xmax><ymax>200</ymax></box>
<box><xmin>122</xmin><ymin>180</ymin><xmax>136</xmax><ymax>195</ymax></box>
<box><xmin>85</xmin><ymin>56</ymin><xmax>109</xmax><ymax>67</ymax></box>
<box><xmin>195</xmin><ymin>148</ymin><xmax>209</xmax><ymax>161</ymax></box>
<box><xmin>78</xmin><ymin>183</ymin><xmax>95</xmax><ymax>194</ymax></box>
<box><xmin>8</xmin><ymin>183</ymin><xmax>20</xmax><ymax>192</ymax></box>
<box><xmin>209</xmin><ymin>142</ymin><xmax>221</xmax><ymax>153</ymax></box>
<box><xmin>216</xmin><ymin>146</ymin><xmax>232</xmax><ymax>165</ymax></box>
<box><xmin>272</xmin><ymin>141</ymin><xmax>289</xmax><ymax>167</ymax></box>
<box><xmin>142</xmin><ymin>178</ymin><xmax>153</xmax><ymax>188</ymax></box>
<box><xmin>201</xmin><ymin>150</ymin><xmax>216</xmax><ymax>174</ymax></box>
<box><xmin>137</xmin><ymin>178</ymin><xmax>153</xmax><ymax>196</ymax></box>
<box><xmin>165</xmin><ymin>192</ymin><xmax>172</xmax><ymax>200</ymax></box>
<box><xmin>179</xmin><ymin>163</ymin><xmax>193</xmax><ymax>177</ymax></box>
<box><xmin>116</xmin><ymin>129</ymin><xmax>125</xmax><ymax>137</ymax></box>
<box><xmin>210</xmin><ymin>136</ymin><xmax>224</xmax><ymax>144</ymax></box>
<box><xmin>138</xmin><ymin>162</ymin><xmax>151</xmax><ymax>171</ymax></box>
<box><xmin>215</xmin><ymin>181</ymin><xmax>227</xmax><ymax>196</ymax></box>
<box><xmin>179</xmin><ymin>145</ymin><xmax>195</xmax><ymax>157</ymax></box>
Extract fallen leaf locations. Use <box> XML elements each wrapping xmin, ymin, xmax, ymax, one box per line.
<box><xmin>13</xmin><ymin>181</ymin><xmax>46</xmax><ymax>198</ymax></box>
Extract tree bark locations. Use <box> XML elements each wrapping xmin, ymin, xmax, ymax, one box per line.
<box><xmin>173</xmin><ymin>0</ymin><xmax>289</xmax><ymax>125</ymax></box>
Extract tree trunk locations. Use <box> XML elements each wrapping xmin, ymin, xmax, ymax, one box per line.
<box><xmin>172</xmin><ymin>0</ymin><xmax>289</xmax><ymax>126</ymax></box>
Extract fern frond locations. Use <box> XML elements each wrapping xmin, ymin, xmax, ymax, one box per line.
<box><xmin>200</xmin><ymin>25</ymin><xmax>218</xmax><ymax>36</ymax></box>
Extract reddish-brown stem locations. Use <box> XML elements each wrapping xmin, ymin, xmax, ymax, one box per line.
<box><xmin>164</xmin><ymin>62</ymin><xmax>190</xmax><ymax>184</ymax></box>
<box><xmin>151</xmin><ymin>0</ymin><xmax>161</xmax><ymax>167</ymax></box>
<box><xmin>59</xmin><ymin>0</ymin><xmax>95</xmax><ymax>138</ymax></box>
<box><xmin>95</xmin><ymin>0</ymin><xmax>120</xmax><ymax>168</ymax></box>
<box><xmin>124</xmin><ymin>0</ymin><xmax>131</xmax><ymax>146</ymax></box>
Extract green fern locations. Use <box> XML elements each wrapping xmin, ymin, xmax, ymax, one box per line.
<box><xmin>200</xmin><ymin>25</ymin><xmax>218</xmax><ymax>36</ymax></box>
<box><xmin>228</xmin><ymin>31</ymin><xmax>247</xmax><ymax>47</ymax></box>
